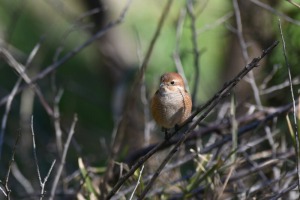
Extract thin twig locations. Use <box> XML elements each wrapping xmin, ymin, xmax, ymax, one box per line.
<box><xmin>0</xmin><ymin>132</ymin><xmax>22</xmax><ymax>199</ymax></box>
<box><xmin>270</xmin><ymin>181</ymin><xmax>298</xmax><ymax>200</ymax></box>
<box><xmin>232</xmin><ymin>0</ymin><xmax>249</xmax><ymax>61</ymax></box>
<box><xmin>0</xmin><ymin>77</ymin><xmax>22</xmax><ymax>159</ymax></box>
<box><xmin>260</xmin><ymin>77</ymin><xmax>300</xmax><ymax>95</ymax></box>
<box><xmin>278</xmin><ymin>18</ymin><xmax>300</xmax><ymax>193</ymax></box>
<box><xmin>173</xmin><ymin>8</ymin><xmax>189</xmax><ymax>92</ymax></box>
<box><xmin>230</xmin><ymin>15</ymin><xmax>276</xmax><ymax>190</ymax></box>
<box><xmin>49</xmin><ymin>114</ymin><xmax>78</xmax><ymax>200</ymax></box>
<box><xmin>260</xmin><ymin>64</ymin><xmax>280</xmax><ymax>90</ymax></box>
<box><xmin>0</xmin><ymin>48</ymin><xmax>53</xmax><ymax>116</ymax></box>
<box><xmin>0</xmin><ymin>41</ymin><xmax>42</xmax><ymax>157</ymax></box>
<box><xmin>135</xmin><ymin>29</ymin><xmax>151</xmax><ymax>146</ymax></box>
<box><xmin>137</xmin><ymin>41</ymin><xmax>279</xmax><ymax>199</ymax></box>
<box><xmin>187</xmin><ymin>0</ymin><xmax>201</xmax><ymax>103</ymax></box>
<box><xmin>232</xmin><ymin>0</ymin><xmax>262</xmax><ymax>107</ymax></box>
<box><xmin>129</xmin><ymin>0</ymin><xmax>174</xmax><ymax>103</ymax></box>
<box><xmin>250</xmin><ymin>0</ymin><xmax>300</xmax><ymax>26</ymax></box>
<box><xmin>129</xmin><ymin>165</ymin><xmax>144</xmax><ymax>200</ymax></box>
<box><xmin>196</xmin><ymin>12</ymin><xmax>233</xmax><ymax>35</ymax></box>
<box><xmin>53</xmin><ymin>89</ymin><xmax>64</xmax><ymax>156</ymax></box>
<box><xmin>218</xmin><ymin>163</ymin><xmax>236</xmax><ymax>200</ymax></box>
<box><xmin>31</xmin><ymin>116</ymin><xmax>56</xmax><ymax>200</ymax></box>
<box><xmin>286</xmin><ymin>0</ymin><xmax>300</xmax><ymax>9</ymax></box>
<box><xmin>53</xmin><ymin>8</ymin><xmax>102</xmax><ymax>63</ymax></box>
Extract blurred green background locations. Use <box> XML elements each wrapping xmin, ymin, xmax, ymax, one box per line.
<box><xmin>0</xmin><ymin>0</ymin><xmax>300</xmax><ymax>198</ymax></box>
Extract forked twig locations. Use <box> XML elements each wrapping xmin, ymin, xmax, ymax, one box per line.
<box><xmin>31</xmin><ymin>116</ymin><xmax>56</xmax><ymax>200</ymax></box>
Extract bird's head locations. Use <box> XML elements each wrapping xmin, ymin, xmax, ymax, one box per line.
<box><xmin>159</xmin><ymin>72</ymin><xmax>185</xmax><ymax>93</ymax></box>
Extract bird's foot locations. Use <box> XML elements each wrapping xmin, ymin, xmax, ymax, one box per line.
<box><xmin>162</xmin><ymin>128</ymin><xmax>171</xmax><ymax>140</ymax></box>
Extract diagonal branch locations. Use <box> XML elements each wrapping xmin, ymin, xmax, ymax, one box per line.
<box><xmin>137</xmin><ymin>41</ymin><xmax>279</xmax><ymax>199</ymax></box>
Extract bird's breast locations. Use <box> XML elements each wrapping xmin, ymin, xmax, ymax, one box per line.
<box><xmin>152</xmin><ymin>90</ymin><xmax>188</xmax><ymax>128</ymax></box>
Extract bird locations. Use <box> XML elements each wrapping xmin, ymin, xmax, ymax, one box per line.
<box><xmin>151</xmin><ymin>72</ymin><xmax>192</xmax><ymax>137</ymax></box>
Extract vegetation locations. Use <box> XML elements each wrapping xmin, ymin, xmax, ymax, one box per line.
<box><xmin>0</xmin><ymin>0</ymin><xmax>300</xmax><ymax>199</ymax></box>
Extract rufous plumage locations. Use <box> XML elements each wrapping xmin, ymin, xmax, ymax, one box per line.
<box><xmin>151</xmin><ymin>72</ymin><xmax>192</xmax><ymax>130</ymax></box>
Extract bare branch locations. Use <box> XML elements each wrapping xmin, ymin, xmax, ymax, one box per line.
<box><xmin>286</xmin><ymin>0</ymin><xmax>300</xmax><ymax>9</ymax></box>
<box><xmin>50</xmin><ymin>114</ymin><xmax>78</xmax><ymax>200</ymax></box>
<box><xmin>0</xmin><ymin>48</ymin><xmax>53</xmax><ymax>116</ymax></box>
<box><xmin>0</xmin><ymin>41</ymin><xmax>42</xmax><ymax>157</ymax></box>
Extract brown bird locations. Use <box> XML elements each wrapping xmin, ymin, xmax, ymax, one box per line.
<box><xmin>151</xmin><ymin>72</ymin><xmax>192</xmax><ymax>135</ymax></box>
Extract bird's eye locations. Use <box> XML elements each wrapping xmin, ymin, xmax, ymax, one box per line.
<box><xmin>170</xmin><ymin>81</ymin><xmax>175</xmax><ymax>85</ymax></box>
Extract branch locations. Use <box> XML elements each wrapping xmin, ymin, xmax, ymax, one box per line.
<box><xmin>0</xmin><ymin>48</ymin><xmax>54</xmax><ymax>116</ymax></box>
<box><xmin>50</xmin><ymin>114</ymin><xmax>78</xmax><ymax>200</ymax></box>
<box><xmin>286</xmin><ymin>0</ymin><xmax>300</xmax><ymax>9</ymax></box>
<box><xmin>0</xmin><ymin>41</ymin><xmax>42</xmax><ymax>157</ymax></box>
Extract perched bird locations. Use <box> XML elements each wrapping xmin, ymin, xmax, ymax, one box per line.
<box><xmin>151</xmin><ymin>72</ymin><xmax>192</xmax><ymax>135</ymax></box>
